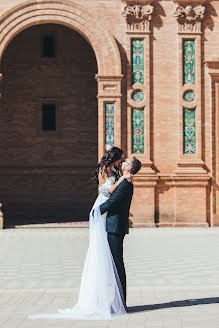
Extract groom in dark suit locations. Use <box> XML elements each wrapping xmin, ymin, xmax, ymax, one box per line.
<box><xmin>99</xmin><ymin>156</ymin><xmax>141</xmax><ymax>308</ymax></box>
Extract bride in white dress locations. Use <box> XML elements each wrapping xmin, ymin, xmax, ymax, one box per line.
<box><xmin>27</xmin><ymin>147</ymin><xmax>129</xmax><ymax>321</ymax></box>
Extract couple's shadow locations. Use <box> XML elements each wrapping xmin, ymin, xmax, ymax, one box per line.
<box><xmin>127</xmin><ymin>296</ymin><xmax>219</xmax><ymax>313</ymax></box>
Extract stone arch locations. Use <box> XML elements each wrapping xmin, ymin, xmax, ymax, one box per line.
<box><xmin>0</xmin><ymin>0</ymin><xmax>121</xmax><ymax>76</ymax></box>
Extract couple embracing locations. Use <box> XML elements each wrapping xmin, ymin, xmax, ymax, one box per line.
<box><xmin>27</xmin><ymin>147</ymin><xmax>141</xmax><ymax>321</ymax></box>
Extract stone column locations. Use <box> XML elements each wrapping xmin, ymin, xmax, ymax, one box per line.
<box><xmin>173</xmin><ymin>0</ymin><xmax>208</xmax><ymax>174</ymax></box>
<box><xmin>122</xmin><ymin>0</ymin><xmax>158</xmax><ymax>227</ymax></box>
<box><xmin>168</xmin><ymin>0</ymin><xmax>211</xmax><ymax>227</ymax></box>
<box><xmin>205</xmin><ymin>59</ymin><xmax>219</xmax><ymax>226</ymax></box>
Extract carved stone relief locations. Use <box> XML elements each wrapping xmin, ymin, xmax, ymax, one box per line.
<box><xmin>122</xmin><ymin>4</ymin><xmax>154</xmax><ymax>32</ymax></box>
<box><xmin>174</xmin><ymin>4</ymin><xmax>205</xmax><ymax>32</ymax></box>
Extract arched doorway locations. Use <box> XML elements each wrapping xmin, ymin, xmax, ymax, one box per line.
<box><xmin>0</xmin><ymin>0</ymin><xmax>123</xmax><ymax>228</ymax></box>
<box><xmin>1</xmin><ymin>23</ymin><xmax>98</xmax><ymax>227</ymax></box>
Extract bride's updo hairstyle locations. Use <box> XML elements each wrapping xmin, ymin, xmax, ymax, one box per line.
<box><xmin>94</xmin><ymin>147</ymin><xmax>123</xmax><ymax>184</ymax></box>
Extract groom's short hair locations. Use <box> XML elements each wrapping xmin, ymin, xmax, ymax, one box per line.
<box><xmin>131</xmin><ymin>157</ymin><xmax>141</xmax><ymax>175</ymax></box>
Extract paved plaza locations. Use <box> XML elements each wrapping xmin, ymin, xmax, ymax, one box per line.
<box><xmin>1</xmin><ymin>227</ymin><xmax>219</xmax><ymax>327</ymax></box>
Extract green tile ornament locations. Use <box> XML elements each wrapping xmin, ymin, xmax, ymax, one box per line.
<box><xmin>132</xmin><ymin>108</ymin><xmax>144</xmax><ymax>154</ymax></box>
<box><xmin>183</xmin><ymin>40</ymin><xmax>195</xmax><ymax>85</ymax></box>
<box><xmin>184</xmin><ymin>108</ymin><xmax>196</xmax><ymax>154</ymax></box>
<box><xmin>132</xmin><ymin>40</ymin><xmax>144</xmax><ymax>85</ymax></box>
<box><xmin>105</xmin><ymin>103</ymin><xmax>114</xmax><ymax>151</ymax></box>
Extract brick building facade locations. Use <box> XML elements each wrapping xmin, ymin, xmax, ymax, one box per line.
<box><xmin>0</xmin><ymin>0</ymin><xmax>218</xmax><ymax>228</ymax></box>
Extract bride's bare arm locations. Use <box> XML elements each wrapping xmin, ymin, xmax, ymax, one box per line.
<box><xmin>109</xmin><ymin>173</ymin><xmax>133</xmax><ymax>194</ymax></box>
<box><xmin>98</xmin><ymin>171</ymin><xmax>106</xmax><ymax>187</ymax></box>
<box><xmin>109</xmin><ymin>176</ymin><xmax>124</xmax><ymax>194</ymax></box>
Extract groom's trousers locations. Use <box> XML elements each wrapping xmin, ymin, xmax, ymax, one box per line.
<box><xmin>107</xmin><ymin>232</ymin><xmax>126</xmax><ymax>304</ymax></box>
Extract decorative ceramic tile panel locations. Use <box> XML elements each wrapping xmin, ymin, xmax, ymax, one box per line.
<box><xmin>105</xmin><ymin>103</ymin><xmax>114</xmax><ymax>151</ymax></box>
<box><xmin>132</xmin><ymin>108</ymin><xmax>144</xmax><ymax>154</ymax></box>
<box><xmin>183</xmin><ymin>40</ymin><xmax>195</xmax><ymax>84</ymax></box>
<box><xmin>132</xmin><ymin>40</ymin><xmax>144</xmax><ymax>85</ymax></box>
<box><xmin>184</xmin><ymin>90</ymin><xmax>196</xmax><ymax>102</ymax></box>
<box><xmin>132</xmin><ymin>90</ymin><xmax>144</xmax><ymax>102</ymax></box>
<box><xmin>184</xmin><ymin>108</ymin><xmax>196</xmax><ymax>154</ymax></box>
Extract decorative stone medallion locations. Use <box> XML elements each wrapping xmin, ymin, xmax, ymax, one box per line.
<box><xmin>132</xmin><ymin>89</ymin><xmax>144</xmax><ymax>102</ymax></box>
<box><xmin>184</xmin><ymin>90</ymin><xmax>196</xmax><ymax>102</ymax></box>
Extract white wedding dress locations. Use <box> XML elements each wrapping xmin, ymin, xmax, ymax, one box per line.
<box><xmin>26</xmin><ymin>176</ymin><xmax>127</xmax><ymax>320</ymax></box>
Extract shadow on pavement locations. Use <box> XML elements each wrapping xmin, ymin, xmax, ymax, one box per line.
<box><xmin>128</xmin><ymin>297</ymin><xmax>219</xmax><ymax>313</ymax></box>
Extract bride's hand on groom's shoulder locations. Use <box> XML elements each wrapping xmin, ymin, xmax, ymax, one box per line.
<box><xmin>118</xmin><ymin>176</ymin><xmax>125</xmax><ymax>182</ymax></box>
<box><xmin>123</xmin><ymin>173</ymin><xmax>133</xmax><ymax>183</ymax></box>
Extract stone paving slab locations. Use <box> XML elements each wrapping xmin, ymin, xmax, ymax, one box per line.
<box><xmin>0</xmin><ymin>287</ymin><xmax>219</xmax><ymax>327</ymax></box>
<box><xmin>1</xmin><ymin>228</ymin><xmax>219</xmax><ymax>327</ymax></box>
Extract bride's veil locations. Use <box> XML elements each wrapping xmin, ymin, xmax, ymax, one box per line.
<box><xmin>27</xmin><ymin>206</ymin><xmax>127</xmax><ymax>320</ymax></box>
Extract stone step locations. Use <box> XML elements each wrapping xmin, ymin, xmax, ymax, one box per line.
<box><xmin>129</xmin><ymin>218</ymin><xmax>157</xmax><ymax>228</ymax></box>
<box><xmin>15</xmin><ymin>221</ymin><xmax>89</xmax><ymax>228</ymax></box>
<box><xmin>132</xmin><ymin>222</ymin><xmax>157</xmax><ymax>228</ymax></box>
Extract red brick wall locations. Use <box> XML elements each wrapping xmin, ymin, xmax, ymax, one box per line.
<box><xmin>0</xmin><ymin>0</ymin><xmax>219</xmax><ymax>226</ymax></box>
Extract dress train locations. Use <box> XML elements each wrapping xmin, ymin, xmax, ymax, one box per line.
<box><xmin>26</xmin><ymin>202</ymin><xmax>127</xmax><ymax>320</ymax></box>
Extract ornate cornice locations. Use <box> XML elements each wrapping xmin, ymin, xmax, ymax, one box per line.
<box><xmin>204</xmin><ymin>58</ymin><xmax>219</xmax><ymax>73</ymax></box>
<box><xmin>174</xmin><ymin>4</ymin><xmax>206</xmax><ymax>33</ymax></box>
<box><xmin>122</xmin><ymin>3</ymin><xmax>154</xmax><ymax>32</ymax></box>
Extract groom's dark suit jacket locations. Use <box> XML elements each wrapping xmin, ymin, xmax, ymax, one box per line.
<box><xmin>100</xmin><ymin>180</ymin><xmax>133</xmax><ymax>235</ymax></box>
